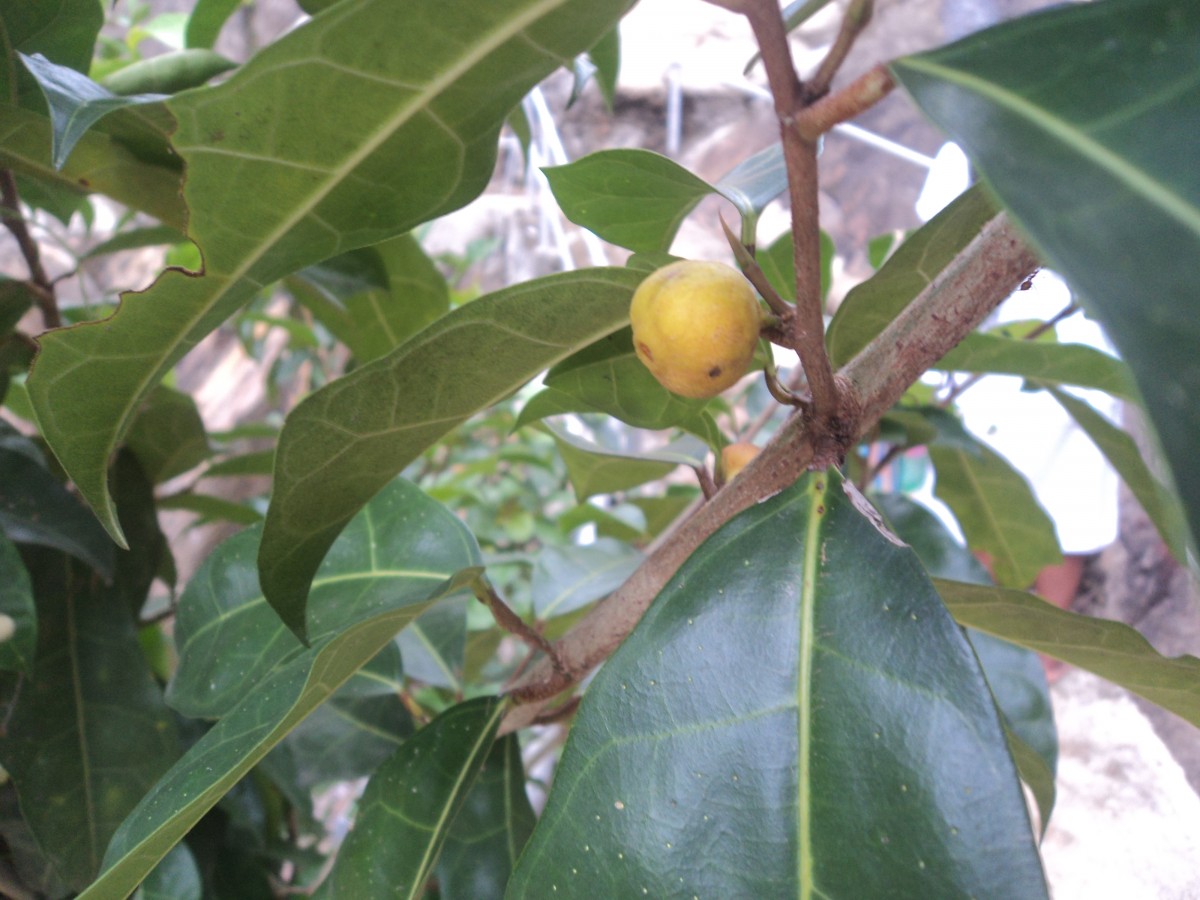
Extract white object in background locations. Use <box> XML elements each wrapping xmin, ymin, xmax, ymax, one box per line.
<box><xmin>915</xmin><ymin>142</ymin><xmax>971</xmax><ymax>223</ymax></box>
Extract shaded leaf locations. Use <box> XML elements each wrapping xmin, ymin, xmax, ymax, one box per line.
<box><xmin>438</xmin><ymin>733</ymin><xmax>536</xmax><ymax>900</ymax></box>
<box><xmin>28</xmin><ymin>0</ymin><xmax>636</xmax><ymax>551</ymax></box>
<box><xmin>82</xmin><ymin>224</ymin><xmax>187</xmax><ymax>259</ymax></box>
<box><xmin>544</xmin><ymin>149</ymin><xmax>714</xmax><ymax>252</ymax></box>
<box><xmin>136</xmin><ymin>843</ymin><xmax>202</xmax><ymax>900</ymax></box>
<box><xmin>531</xmin><ymin>538</ymin><xmax>642</xmax><ymax>619</ymax></box>
<box><xmin>936</xmin><ymin>578</ymin><xmax>1200</xmax><ymax>729</ymax></box>
<box><xmin>260</xmin><ymin>267</ymin><xmax>643</xmax><ymax>640</ymax></box>
<box><xmin>826</xmin><ymin>185</ymin><xmax>998</xmax><ymax>366</ymax></box>
<box><xmin>185</xmin><ymin>0</ymin><xmax>242</xmax><ymax>49</ymax></box>
<box><xmin>321</xmin><ymin>697</ymin><xmax>505</xmax><ymax>899</ymax></box>
<box><xmin>545</xmin><ymin>422</ymin><xmax>700</xmax><ymax>501</ymax></box>
<box><xmin>0</xmin><ymin>533</ymin><xmax>36</xmax><ymax>673</ymax></box>
<box><xmin>509</xmin><ymin>472</ymin><xmax>1046</xmax><ymax>897</ymax></box>
<box><xmin>169</xmin><ymin>479</ymin><xmax>479</xmax><ymax>720</ymax></box>
<box><xmin>585</xmin><ymin>26</ymin><xmax>620</xmax><ymax>110</ymax></box>
<box><xmin>0</xmin><ymin>548</ymin><xmax>181</xmax><ymax>890</ymax></box>
<box><xmin>397</xmin><ymin>597</ymin><xmax>467</xmax><ymax>690</ymax></box>
<box><xmin>892</xmin><ymin>0</ymin><xmax>1200</xmax><ymax>562</ymax></box>
<box><xmin>101</xmin><ymin>50</ymin><xmax>238</xmax><ymax>96</ymax></box>
<box><xmin>125</xmin><ymin>385</ymin><xmax>211</xmax><ymax>484</ymax></box>
<box><xmin>928</xmin><ymin>412</ymin><xmax>1061</xmax><ymax>588</ymax></box>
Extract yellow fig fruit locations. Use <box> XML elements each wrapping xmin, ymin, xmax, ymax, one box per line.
<box><xmin>630</xmin><ymin>260</ymin><xmax>762</xmax><ymax>399</ymax></box>
<box><xmin>720</xmin><ymin>441</ymin><xmax>760</xmax><ymax>482</ymax></box>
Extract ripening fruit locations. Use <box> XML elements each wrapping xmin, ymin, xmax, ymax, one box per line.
<box><xmin>630</xmin><ymin>260</ymin><xmax>763</xmax><ymax>399</ymax></box>
<box><xmin>721</xmin><ymin>441</ymin><xmax>760</xmax><ymax>482</ymax></box>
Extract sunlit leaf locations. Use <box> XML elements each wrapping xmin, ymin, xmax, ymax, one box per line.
<box><xmin>893</xmin><ymin>0</ymin><xmax>1200</xmax><ymax>559</ymax></box>
<box><xmin>510</xmin><ymin>472</ymin><xmax>1046</xmax><ymax>897</ymax></box>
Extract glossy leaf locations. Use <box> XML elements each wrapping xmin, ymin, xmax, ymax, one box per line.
<box><xmin>928</xmin><ymin>412</ymin><xmax>1061</xmax><ymax>588</ymax></box>
<box><xmin>83</xmin><ymin>574</ymin><xmax>483</xmax><ymax>896</ymax></box>
<box><xmin>1046</xmin><ymin>384</ymin><xmax>1189</xmax><ymax>563</ymax></box>
<box><xmin>0</xmin><ymin>534</ymin><xmax>35</xmax><ymax>673</ymax></box>
<box><xmin>321</xmin><ymin>697</ymin><xmax>505</xmax><ymax>899</ymax></box>
<box><xmin>934</xmin><ymin>331</ymin><xmax>1136</xmax><ymax>399</ymax></box>
<box><xmin>509</xmin><ymin>472</ymin><xmax>1046</xmax><ymax>898</ymax></box>
<box><xmin>437</xmin><ymin>733</ymin><xmax>536</xmax><ymax>900</ymax></box>
<box><xmin>125</xmin><ymin>385</ymin><xmax>211</xmax><ymax>483</ymax></box>
<box><xmin>544</xmin><ymin>149</ymin><xmax>714</xmax><ymax>252</ymax></box>
<box><xmin>20</xmin><ymin>53</ymin><xmax>167</xmax><ymax>169</ymax></box>
<box><xmin>826</xmin><ymin>185</ymin><xmax>998</xmax><ymax>366</ymax></box>
<box><xmin>0</xmin><ymin>441</ymin><xmax>114</xmax><ymax>578</ymax></box>
<box><xmin>892</xmin><ymin>0</ymin><xmax>1200</xmax><ymax>559</ymax></box>
<box><xmin>169</xmin><ymin>478</ymin><xmax>480</xmax><ymax>720</ymax></box>
<box><xmin>936</xmin><ymin>578</ymin><xmax>1200</xmax><ymax>729</ymax></box>
<box><xmin>260</xmin><ymin>267</ymin><xmax>643</xmax><ymax>639</ymax></box>
<box><xmin>0</xmin><ymin>548</ymin><xmax>181</xmax><ymax>890</ymax></box>
<box><xmin>28</xmin><ymin>0</ymin><xmax>635</xmax><ymax>550</ymax></box>
<box><xmin>531</xmin><ymin>537</ymin><xmax>642</xmax><ymax>619</ymax></box>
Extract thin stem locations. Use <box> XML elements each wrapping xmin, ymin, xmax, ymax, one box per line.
<box><xmin>472</xmin><ymin>574</ymin><xmax>565</xmax><ymax>678</ymax></box>
<box><xmin>1</xmin><ymin>170</ymin><xmax>60</xmax><ymax>329</ymax></box>
<box><xmin>806</xmin><ymin>0</ymin><xmax>873</xmax><ymax>99</ymax></box>
<box><xmin>797</xmin><ymin>64</ymin><xmax>895</xmax><ymax>141</ymax></box>
<box><xmin>720</xmin><ymin>213</ymin><xmax>793</xmax><ymax>320</ymax></box>
<box><xmin>693</xmin><ymin>464</ymin><xmax>719</xmax><ymax>501</ymax></box>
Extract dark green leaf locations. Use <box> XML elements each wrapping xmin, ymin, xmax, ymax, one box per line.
<box><xmin>124</xmin><ymin>385</ymin><xmax>211</xmax><ymax>483</ymax></box>
<box><xmin>200</xmin><ymin>449</ymin><xmax>275</xmax><ymax>478</ymax></box>
<box><xmin>0</xmin><ymin>0</ymin><xmax>102</xmax><ymax>96</ymax></box>
<box><xmin>531</xmin><ymin>538</ymin><xmax>642</xmax><ymax>619</ymax></box>
<box><xmin>397</xmin><ymin>598</ymin><xmax>467</xmax><ymax>690</ymax></box>
<box><xmin>928</xmin><ymin>412</ymin><xmax>1061</xmax><ymax>588</ymax></box>
<box><xmin>157</xmin><ymin>492</ymin><xmax>263</xmax><ymax>526</ymax></box>
<box><xmin>509</xmin><ymin>472</ymin><xmax>1046</xmax><ymax>897</ymax></box>
<box><xmin>826</xmin><ymin>185</ymin><xmax>998</xmax><ymax>366</ymax></box>
<box><xmin>0</xmin><ymin>280</ymin><xmax>35</xmax><ymax>335</ymax></box>
<box><xmin>586</xmin><ymin>27</ymin><xmax>620</xmax><ymax>109</ymax></box>
<box><xmin>0</xmin><ymin>548</ymin><xmax>181</xmax><ymax>890</ymax></box>
<box><xmin>1045</xmin><ymin>385</ymin><xmax>1189</xmax><ymax>564</ymax></box>
<box><xmin>936</xmin><ymin>578</ymin><xmax>1200</xmax><ymax>730</ymax></box>
<box><xmin>892</xmin><ymin>0</ymin><xmax>1200</xmax><ymax>564</ymax></box>
<box><xmin>0</xmin><ymin>534</ymin><xmax>35</xmax><ymax>673</ymax></box>
<box><xmin>544</xmin><ymin>149</ymin><xmax>714</xmax><ymax>252</ymax></box>
<box><xmin>20</xmin><ymin>52</ymin><xmax>167</xmax><ymax>169</ymax></box>
<box><xmin>438</xmin><ymin>733</ymin><xmax>536</xmax><ymax>900</ymax></box>
<box><xmin>0</xmin><ymin>443</ymin><xmax>115</xmax><ymax>577</ymax></box>
<box><xmin>28</xmin><ymin>0</ymin><xmax>636</xmax><ymax>550</ymax></box>
<box><xmin>169</xmin><ymin>478</ymin><xmax>480</xmax><ymax>719</ymax></box>
<box><xmin>137</xmin><ymin>843</ymin><xmax>202</xmax><ymax>900</ymax></box>
<box><xmin>100</xmin><ymin>50</ymin><xmax>237</xmax><ymax>96</ymax></box>
<box><xmin>260</xmin><ymin>267</ymin><xmax>643</xmax><ymax>639</ymax></box>
<box><xmin>321</xmin><ymin>697</ymin><xmax>505</xmax><ymax>899</ymax></box>
<box><xmin>934</xmin><ymin>331</ymin><xmax>1136</xmax><ymax>399</ymax></box>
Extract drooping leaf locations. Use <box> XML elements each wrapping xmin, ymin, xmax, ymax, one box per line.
<box><xmin>169</xmin><ymin>478</ymin><xmax>480</xmax><ymax>720</ymax></box>
<box><xmin>826</xmin><ymin>184</ymin><xmax>999</xmax><ymax>366</ymax></box>
<box><xmin>320</xmin><ymin>697</ymin><xmax>504</xmax><ymax>899</ymax></box>
<box><xmin>509</xmin><ymin>472</ymin><xmax>1046</xmax><ymax>897</ymax></box>
<box><xmin>19</xmin><ymin>52</ymin><xmax>167</xmax><ymax>169</ymax></box>
<box><xmin>437</xmin><ymin>733</ymin><xmax>536</xmax><ymax>900</ymax></box>
<box><xmin>892</xmin><ymin>0</ymin><xmax>1200</xmax><ymax>560</ymax></box>
<box><xmin>0</xmin><ymin>439</ymin><xmax>115</xmax><ymax>578</ymax></box>
<box><xmin>928</xmin><ymin>411</ymin><xmax>1061</xmax><ymax>588</ymax></box>
<box><xmin>936</xmin><ymin>578</ymin><xmax>1200</xmax><ymax>729</ymax></box>
<box><xmin>28</xmin><ymin>0</ymin><xmax>636</xmax><ymax>551</ymax></box>
<box><xmin>933</xmin><ymin>331</ymin><xmax>1136</xmax><ymax>399</ymax></box>
<box><xmin>124</xmin><ymin>385</ymin><xmax>211</xmax><ymax>484</ymax></box>
<box><xmin>544</xmin><ymin>149</ymin><xmax>715</xmax><ymax>252</ymax></box>
<box><xmin>531</xmin><ymin>538</ymin><xmax>642</xmax><ymax>619</ymax></box>
<box><xmin>0</xmin><ymin>548</ymin><xmax>181</xmax><ymax>890</ymax></box>
<box><xmin>0</xmin><ymin>534</ymin><xmax>36</xmax><ymax>673</ymax></box>
<box><xmin>1045</xmin><ymin>384</ymin><xmax>1190</xmax><ymax>564</ymax></box>
<box><xmin>260</xmin><ymin>267</ymin><xmax>643</xmax><ymax>639</ymax></box>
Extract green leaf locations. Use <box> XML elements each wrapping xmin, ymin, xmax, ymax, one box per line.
<box><xmin>157</xmin><ymin>492</ymin><xmax>263</xmax><ymax>526</ymax></box>
<box><xmin>759</xmin><ymin>228</ymin><xmax>834</xmax><ymax>303</ymax></box>
<box><xmin>0</xmin><ymin>534</ymin><xmax>35</xmax><ymax>673</ymax></box>
<box><xmin>124</xmin><ymin>385</ymin><xmax>211</xmax><ymax>483</ymax></box>
<box><xmin>397</xmin><ymin>598</ymin><xmax>467</xmax><ymax>690</ymax></box>
<box><xmin>28</xmin><ymin>0</ymin><xmax>636</xmax><ymax>550</ymax></box>
<box><xmin>320</xmin><ymin>697</ymin><xmax>504</xmax><ymax>899</ymax></box>
<box><xmin>936</xmin><ymin>578</ymin><xmax>1200</xmax><ymax>730</ymax></box>
<box><xmin>0</xmin><ymin>441</ymin><xmax>115</xmax><ymax>578</ymax></box>
<box><xmin>826</xmin><ymin>185</ymin><xmax>998</xmax><ymax>366</ymax></box>
<box><xmin>927</xmin><ymin>411</ymin><xmax>1061</xmax><ymax>588</ymax></box>
<box><xmin>544</xmin><ymin>422</ymin><xmax>701</xmax><ymax>502</ymax></box>
<box><xmin>259</xmin><ymin>267</ymin><xmax>643</xmax><ymax>640</ymax></box>
<box><xmin>1045</xmin><ymin>384</ymin><xmax>1190</xmax><ymax>564</ymax></box>
<box><xmin>136</xmin><ymin>843</ymin><xmax>202</xmax><ymax>900</ymax></box>
<box><xmin>509</xmin><ymin>472</ymin><xmax>1046</xmax><ymax>897</ymax></box>
<box><xmin>82</xmin><ymin>224</ymin><xmax>187</xmax><ymax>259</ymax></box>
<box><xmin>544</xmin><ymin>149</ymin><xmax>715</xmax><ymax>252</ymax></box>
<box><xmin>585</xmin><ymin>26</ymin><xmax>620</xmax><ymax>110</ymax></box>
<box><xmin>168</xmin><ymin>478</ymin><xmax>480</xmax><ymax>720</ymax></box>
<box><xmin>531</xmin><ymin>538</ymin><xmax>642</xmax><ymax>619</ymax></box>
<box><xmin>714</xmin><ymin>141</ymin><xmax>787</xmax><ymax>227</ymax></box>
<box><xmin>20</xmin><ymin>52</ymin><xmax>167</xmax><ymax>169</ymax></box>
<box><xmin>100</xmin><ymin>49</ymin><xmax>237</xmax><ymax>96</ymax></box>
<box><xmin>83</xmin><ymin>559</ymin><xmax>483</xmax><ymax>895</ymax></box>
<box><xmin>200</xmin><ymin>449</ymin><xmax>275</xmax><ymax>478</ymax></box>
<box><xmin>891</xmin><ymin>0</ymin><xmax>1200</xmax><ymax>566</ymax></box>
<box><xmin>0</xmin><ymin>548</ymin><xmax>181</xmax><ymax>891</ymax></box>
<box><xmin>934</xmin><ymin>331</ymin><xmax>1137</xmax><ymax>399</ymax></box>
<box><xmin>185</xmin><ymin>0</ymin><xmax>242</xmax><ymax>49</ymax></box>
<box><xmin>438</xmin><ymin>733</ymin><xmax>536</xmax><ymax>900</ymax></box>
